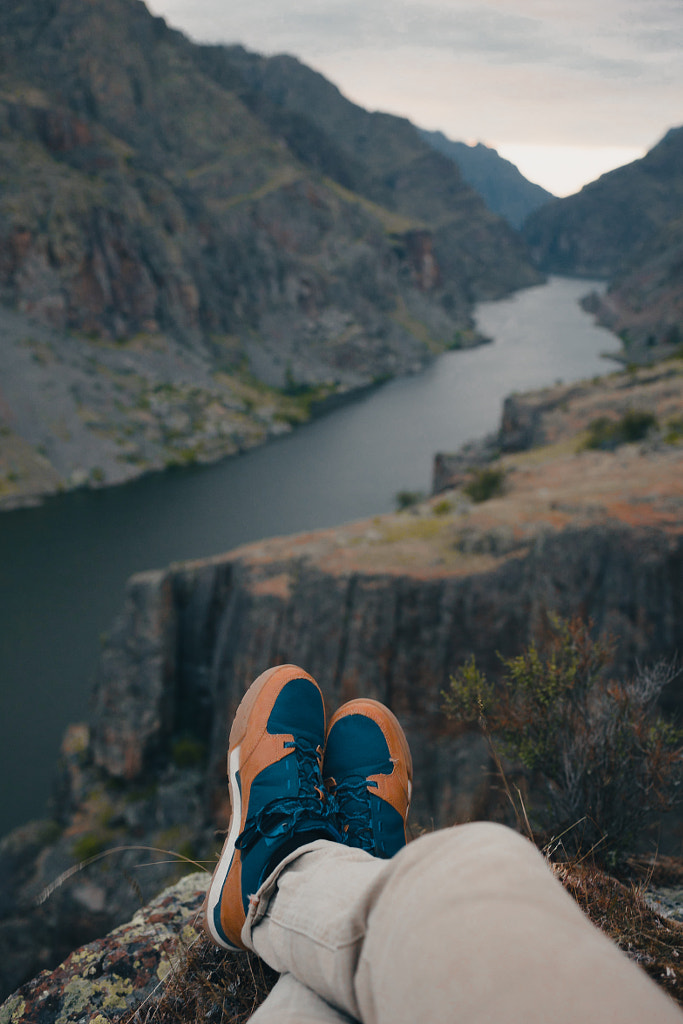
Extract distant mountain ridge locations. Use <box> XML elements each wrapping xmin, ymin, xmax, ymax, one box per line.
<box><xmin>521</xmin><ymin>126</ymin><xmax>683</xmax><ymax>357</ymax></box>
<box><xmin>522</xmin><ymin>127</ymin><xmax>683</xmax><ymax>279</ymax></box>
<box><xmin>418</xmin><ymin>129</ymin><xmax>555</xmax><ymax>229</ymax></box>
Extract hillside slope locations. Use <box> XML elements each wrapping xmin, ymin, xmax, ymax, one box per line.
<box><xmin>0</xmin><ymin>0</ymin><xmax>540</xmax><ymax>355</ymax></box>
<box><xmin>522</xmin><ymin>127</ymin><xmax>683</xmax><ymax>280</ymax></box>
<box><xmin>419</xmin><ymin>129</ymin><xmax>554</xmax><ymax>229</ymax></box>
<box><xmin>194</xmin><ymin>45</ymin><xmax>541</xmax><ymax>301</ymax></box>
<box><xmin>0</xmin><ymin>0</ymin><xmax>542</xmax><ymax>505</ymax></box>
<box><xmin>581</xmin><ymin>215</ymin><xmax>683</xmax><ymax>356</ymax></box>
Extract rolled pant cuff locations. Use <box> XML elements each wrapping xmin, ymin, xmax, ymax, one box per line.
<box><xmin>242</xmin><ymin>838</ymin><xmax>341</xmax><ymax>949</ymax></box>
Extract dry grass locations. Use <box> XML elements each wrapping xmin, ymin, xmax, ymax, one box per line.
<box><xmin>555</xmin><ymin>859</ymin><xmax>683</xmax><ymax>1008</ymax></box>
<box><xmin>119</xmin><ymin>937</ymin><xmax>278</xmax><ymax>1024</ymax></box>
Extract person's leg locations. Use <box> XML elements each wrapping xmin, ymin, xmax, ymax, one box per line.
<box><xmin>202</xmin><ymin>669</ymin><xmax>413</xmax><ymax>1021</ymax></box>
<box><xmin>249</xmin><ymin>973</ymin><xmax>358</xmax><ymax>1024</ymax></box>
<box><xmin>245</xmin><ymin>823</ymin><xmax>683</xmax><ymax>1024</ymax></box>
<box><xmin>203</xmin><ymin>673</ymin><xmax>411</xmax><ymax>953</ymax></box>
<box><xmin>204</xmin><ymin>668</ymin><xmax>682</xmax><ymax>1024</ymax></box>
<box><xmin>203</xmin><ymin>664</ymin><xmax>342</xmax><ymax>951</ymax></box>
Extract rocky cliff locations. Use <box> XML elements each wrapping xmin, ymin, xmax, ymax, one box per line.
<box><xmin>521</xmin><ymin>128</ymin><xmax>683</xmax><ymax>361</ymax></box>
<box><xmin>1</xmin><ymin>362</ymin><xmax>682</xmax><ymax>999</ymax></box>
<box><xmin>0</xmin><ymin>873</ymin><xmax>213</xmax><ymax>1024</ymax></box>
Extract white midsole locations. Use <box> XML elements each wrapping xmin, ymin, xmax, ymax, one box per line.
<box><xmin>205</xmin><ymin>743</ymin><xmax>243</xmax><ymax>948</ymax></box>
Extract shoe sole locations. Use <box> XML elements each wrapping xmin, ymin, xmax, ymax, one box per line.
<box><xmin>327</xmin><ymin>697</ymin><xmax>414</xmax><ymax>821</ymax></box>
<box><xmin>204</xmin><ymin>664</ymin><xmax>320</xmax><ymax>950</ymax></box>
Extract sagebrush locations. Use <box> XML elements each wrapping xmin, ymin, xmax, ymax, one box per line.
<box><xmin>463</xmin><ymin>466</ymin><xmax>505</xmax><ymax>503</ymax></box>
<box><xmin>583</xmin><ymin>409</ymin><xmax>658</xmax><ymax>450</ymax></box>
<box><xmin>444</xmin><ymin>616</ymin><xmax>683</xmax><ymax>863</ymax></box>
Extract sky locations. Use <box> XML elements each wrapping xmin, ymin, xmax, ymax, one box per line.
<box><xmin>145</xmin><ymin>0</ymin><xmax>683</xmax><ymax>197</ymax></box>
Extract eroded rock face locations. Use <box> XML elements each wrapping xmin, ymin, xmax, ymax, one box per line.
<box><xmin>5</xmin><ymin>510</ymin><xmax>682</xmax><ymax>999</ymax></box>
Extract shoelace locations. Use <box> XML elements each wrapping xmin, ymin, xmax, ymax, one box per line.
<box><xmin>236</xmin><ymin>738</ymin><xmax>337</xmax><ymax>855</ymax></box>
<box><xmin>332</xmin><ymin>775</ymin><xmax>380</xmax><ymax>852</ymax></box>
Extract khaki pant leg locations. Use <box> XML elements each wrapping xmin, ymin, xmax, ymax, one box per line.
<box><xmin>249</xmin><ymin>973</ymin><xmax>358</xmax><ymax>1024</ymax></box>
<box><xmin>244</xmin><ymin>825</ymin><xmax>683</xmax><ymax>1024</ymax></box>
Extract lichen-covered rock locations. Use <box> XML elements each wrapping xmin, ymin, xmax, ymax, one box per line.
<box><xmin>0</xmin><ymin>873</ymin><xmax>209</xmax><ymax>1024</ymax></box>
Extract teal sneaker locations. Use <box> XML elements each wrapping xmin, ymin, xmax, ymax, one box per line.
<box><xmin>204</xmin><ymin>665</ymin><xmax>342</xmax><ymax>950</ymax></box>
<box><xmin>323</xmin><ymin>698</ymin><xmax>413</xmax><ymax>858</ymax></box>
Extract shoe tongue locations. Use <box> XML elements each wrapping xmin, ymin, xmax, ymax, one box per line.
<box><xmin>325</xmin><ymin>714</ymin><xmax>391</xmax><ymax>779</ymax></box>
<box><xmin>267</xmin><ymin>678</ymin><xmax>325</xmax><ymax>744</ymax></box>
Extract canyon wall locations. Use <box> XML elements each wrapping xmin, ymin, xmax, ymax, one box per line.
<box><xmin>90</xmin><ymin>524</ymin><xmax>683</xmax><ymax>828</ymax></box>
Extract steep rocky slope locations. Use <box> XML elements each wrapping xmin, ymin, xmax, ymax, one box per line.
<box><xmin>522</xmin><ymin>128</ymin><xmax>683</xmax><ymax>363</ymax></box>
<box><xmin>581</xmin><ymin>215</ymin><xmax>683</xmax><ymax>357</ymax></box>
<box><xmin>522</xmin><ymin>127</ymin><xmax>683</xmax><ymax>279</ymax></box>
<box><xmin>199</xmin><ymin>46</ymin><xmax>541</xmax><ymax>301</ymax></box>
<box><xmin>1</xmin><ymin>362</ymin><xmax>682</xmax><ymax>998</ymax></box>
<box><xmin>0</xmin><ymin>0</ymin><xmax>542</xmax><ymax>507</ymax></box>
<box><xmin>419</xmin><ymin>130</ymin><xmax>554</xmax><ymax>229</ymax></box>
<box><xmin>0</xmin><ymin>0</ymin><xmax>458</xmax><ymax>374</ymax></box>
<box><xmin>0</xmin><ymin>304</ymin><xmax>322</xmax><ymax>509</ymax></box>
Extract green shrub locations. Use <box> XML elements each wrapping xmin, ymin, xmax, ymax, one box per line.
<box><xmin>463</xmin><ymin>467</ymin><xmax>505</xmax><ymax>503</ymax></box>
<box><xmin>432</xmin><ymin>499</ymin><xmax>452</xmax><ymax>516</ymax></box>
<box><xmin>583</xmin><ymin>410</ymin><xmax>657</xmax><ymax>450</ymax></box>
<box><xmin>444</xmin><ymin>616</ymin><xmax>683</xmax><ymax>864</ymax></box>
<box><xmin>38</xmin><ymin>820</ymin><xmax>63</xmax><ymax>848</ymax></box>
<box><xmin>619</xmin><ymin>409</ymin><xmax>658</xmax><ymax>442</ymax></box>
<box><xmin>664</xmin><ymin>416</ymin><xmax>683</xmax><ymax>444</ymax></box>
<box><xmin>394</xmin><ymin>489</ymin><xmax>425</xmax><ymax>511</ymax></box>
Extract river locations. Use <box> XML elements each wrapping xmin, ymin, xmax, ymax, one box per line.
<box><xmin>0</xmin><ymin>276</ymin><xmax>617</xmax><ymax>836</ymax></box>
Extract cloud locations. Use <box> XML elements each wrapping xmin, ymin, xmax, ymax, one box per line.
<box><xmin>150</xmin><ymin>0</ymin><xmax>683</xmax><ymax>73</ymax></box>
<box><xmin>167</xmin><ymin>0</ymin><xmax>682</xmax><ymax>66</ymax></box>
<box><xmin>146</xmin><ymin>0</ymin><xmax>683</xmax><ymax>161</ymax></box>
